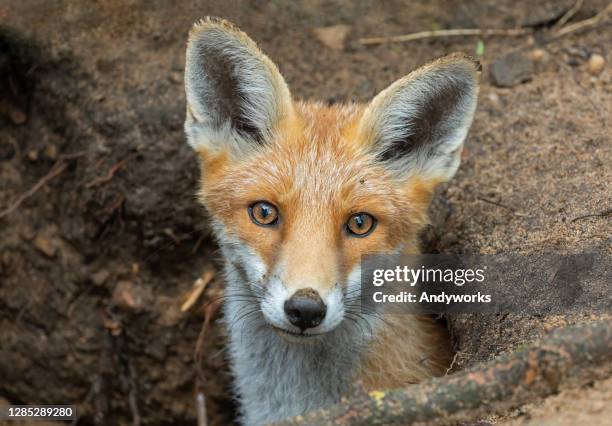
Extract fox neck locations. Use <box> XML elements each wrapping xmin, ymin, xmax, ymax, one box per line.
<box><xmin>222</xmin><ymin>261</ymin><xmax>366</xmax><ymax>425</ymax></box>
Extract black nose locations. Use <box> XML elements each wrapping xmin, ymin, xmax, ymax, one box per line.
<box><xmin>284</xmin><ymin>288</ymin><xmax>327</xmax><ymax>331</ymax></box>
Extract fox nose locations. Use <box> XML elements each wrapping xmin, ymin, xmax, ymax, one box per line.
<box><xmin>284</xmin><ymin>288</ymin><xmax>327</xmax><ymax>331</ymax></box>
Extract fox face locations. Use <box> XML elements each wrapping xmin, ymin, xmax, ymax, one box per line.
<box><xmin>184</xmin><ymin>18</ymin><xmax>478</xmax><ymax>341</ymax></box>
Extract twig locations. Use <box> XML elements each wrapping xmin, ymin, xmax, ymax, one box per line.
<box><xmin>0</xmin><ymin>163</ymin><xmax>66</xmax><ymax>218</ymax></box>
<box><xmin>571</xmin><ymin>209</ymin><xmax>612</xmax><ymax>223</ymax></box>
<box><xmin>276</xmin><ymin>321</ymin><xmax>612</xmax><ymax>425</ymax></box>
<box><xmin>358</xmin><ymin>2</ymin><xmax>612</xmax><ymax>46</ymax></box>
<box><xmin>0</xmin><ymin>151</ymin><xmax>85</xmax><ymax>219</ymax></box>
<box><xmin>554</xmin><ymin>2</ymin><xmax>612</xmax><ymax>38</ymax></box>
<box><xmin>196</xmin><ymin>392</ymin><xmax>207</xmax><ymax>426</ymax></box>
<box><xmin>194</xmin><ymin>302</ymin><xmax>221</xmax><ymax>381</ymax></box>
<box><xmin>164</xmin><ymin>228</ymin><xmax>181</xmax><ymax>245</ymax></box>
<box><xmin>100</xmin><ymin>193</ymin><xmax>125</xmax><ymax>217</ymax></box>
<box><xmin>181</xmin><ymin>269</ymin><xmax>215</xmax><ymax>312</ymax></box>
<box><xmin>553</xmin><ymin>0</ymin><xmax>584</xmax><ymax>30</ymax></box>
<box><xmin>86</xmin><ymin>157</ymin><xmax>129</xmax><ymax>188</ymax></box>
<box><xmin>359</xmin><ymin>28</ymin><xmax>531</xmax><ymax>45</ymax></box>
<box><xmin>476</xmin><ymin>196</ymin><xmax>527</xmax><ymax>217</ymax></box>
<box><xmin>193</xmin><ymin>301</ymin><xmax>222</xmax><ymax>426</ymax></box>
<box><xmin>444</xmin><ymin>352</ymin><xmax>459</xmax><ymax>376</ymax></box>
<box><xmin>127</xmin><ymin>360</ymin><xmax>141</xmax><ymax>426</ymax></box>
<box><xmin>192</xmin><ymin>233</ymin><xmax>206</xmax><ymax>254</ymax></box>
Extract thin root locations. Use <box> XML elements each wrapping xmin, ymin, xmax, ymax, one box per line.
<box><xmin>0</xmin><ymin>151</ymin><xmax>85</xmax><ymax>219</ymax></box>
<box><xmin>359</xmin><ymin>3</ymin><xmax>612</xmax><ymax>45</ymax></box>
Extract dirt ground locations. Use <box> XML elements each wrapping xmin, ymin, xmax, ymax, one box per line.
<box><xmin>0</xmin><ymin>0</ymin><xmax>610</xmax><ymax>425</ymax></box>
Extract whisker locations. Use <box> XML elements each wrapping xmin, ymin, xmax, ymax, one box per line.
<box><xmin>227</xmin><ymin>308</ymin><xmax>261</xmax><ymax>331</ymax></box>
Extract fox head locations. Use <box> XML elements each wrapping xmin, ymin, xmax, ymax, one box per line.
<box><xmin>184</xmin><ymin>18</ymin><xmax>479</xmax><ymax>341</ymax></box>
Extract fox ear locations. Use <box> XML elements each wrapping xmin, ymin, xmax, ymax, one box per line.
<box><xmin>184</xmin><ymin>17</ymin><xmax>293</xmax><ymax>154</ymax></box>
<box><xmin>359</xmin><ymin>54</ymin><xmax>479</xmax><ymax>182</ymax></box>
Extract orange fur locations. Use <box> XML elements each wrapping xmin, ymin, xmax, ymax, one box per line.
<box><xmin>197</xmin><ymin>102</ymin><xmax>452</xmax><ymax>385</ymax></box>
<box><xmin>198</xmin><ymin>103</ymin><xmax>432</xmax><ymax>293</ymax></box>
<box><xmin>185</xmin><ymin>19</ymin><xmax>479</xmax><ymax>406</ymax></box>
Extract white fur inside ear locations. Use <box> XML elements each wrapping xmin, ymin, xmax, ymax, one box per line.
<box><xmin>184</xmin><ymin>20</ymin><xmax>292</xmax><ymax>153</ymax></box>
<box><xmin>361</xmin><ymin>57</ymin><xmax>479</xmax><ymax>182</ymax></box>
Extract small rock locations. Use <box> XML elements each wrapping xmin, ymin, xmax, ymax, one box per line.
<box><xmin>112</xmin><ymin>281</ymin><xmax>140</xmax><ymax>309</ymax></box>
<box><xmin>91</xmin><ymin>269</ymin><xmax>110</xmax><ymax>286</ymax></box>
<box><xmin>528</xmin><ymin>48</ymin><xmax>547</xmax><ymax>62</ymax></box>
<box><xmin>488</xmin><ymin>92</ymin><xmax>501</xmax><ymax>107</ymax></box>
<box><xmin>312</xmin><ymin>25</ymin><xmax>351</xmax><ymax>51</ymax></box>
<box><xmin>103</xmin><ymin>316</ymin><xmax>122</xmax><ymax>336</ymax></box>
<box><xmin>112</xmin><ymin>281</ymin><xmax>144</xmax><ymax>310</ymax></box>
<box><xmin>490</xmin><ymin>51</ymin><xmax>534</xmax><ymax>88</ymax></box>
<box><xmin>34</xmin><ymin>234</ymin><xmax>57</xmax><ymax>258</ymax></box>
<box><xmin>169</xmin><ymin>71</ymin><xmax>182</xmax><ymax>84</ymax></box>
<box><xmin>44</xmin><ymin>144</ymin><xmax>58</xmax><ymax>160</ymax></box>
<box><xmin>27</xmin><ymin>149</ymin><xmax>39</xmax><ymax>162</ymax></box>
<box><xmin>589</xmin><ymin>399</ymin><xmax>605</xmax><ymax>413</ymax></box>
<box><xmin>587</xmin><ymin>53</ymin><xmax>605</xmax><ymax>76</ymax></box>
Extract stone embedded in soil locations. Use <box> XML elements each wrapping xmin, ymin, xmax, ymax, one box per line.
<box><xmin>169</xmin><ymin>71</ymin><xmax>182</xmax><ymax>84</ymax></box>
<box><xmin>490</xmin><ymin>51</ymin><xmax>534</xmax><ymax>87</ymax></box>
<box><xmin>588</xmin><ymin>54</ymin><xmax>605</xmax><ymax>76</ymax></box>
<box><xmin>112</xmin><ymin>281</ymin><xmax>152</xmax><ymax>311</ymax></box>
<box><xmin>33</xmin><ymin>234</ymin><xmax>57</xmax><ymax>258</ymax></box>
<box><xmin>529</xmin><ymin>48</ymin><xmax>548</xmax><ymax>63</ymax></box>
<box><xmin>312</xmin><ymin>25</ymin><xmax>351</xmax><ymax>51</ymax></box>
<box><xmin>90</xmin><ymin>269</ymin><xmax>110</xmax><ymax>286</ymax></box>
<box><xmin>44</xmin><ymin>144</ymin><xmax>58</xmax><ymax>160</ymax></box>
<box><xmin>112</xmin><ymin>280</ymin><xmax>144</xmax><ymax>310</ymax></box>
<box><xmin>26</xmin><ymin>149</ymin><xmax>38</xmax><ymax>161</ymax></box>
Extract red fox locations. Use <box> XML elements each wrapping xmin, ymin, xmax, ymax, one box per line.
<box><xmin>184</xmin><ymin>17</ymin><xmax>479</xmax><ymax>425</ymax></box>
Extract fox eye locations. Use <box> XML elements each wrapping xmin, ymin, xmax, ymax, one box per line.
<box><xmin>346</xmin><ymin>213</ymin><xmax>377</xmax><ymax>237</ymax></box>
<box><xmin>248</xmin><ymin>201</ymin><xmax>279</xmax><ymax>227</ymax></box>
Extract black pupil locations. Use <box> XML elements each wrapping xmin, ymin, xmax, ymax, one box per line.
<box><xmin>354</xmin><ymin>215</ymin><xmax>365</xmax><ymax>229</ymax></box>
<box><xmin>260</xmin><ymin>205</ymin><xmax>270</xmax><ymax>219</ymax></box>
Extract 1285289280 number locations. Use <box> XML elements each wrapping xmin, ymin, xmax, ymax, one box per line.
<box><xmin>2</xmin><ymin>405</ymin><xmax>76</xmax><ymax>420</ymax></box>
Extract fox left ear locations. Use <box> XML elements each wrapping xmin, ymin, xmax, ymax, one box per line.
<box><xmin>184</xmin><ymin>17</ymin><xmax>293</xmax><ymax>155</ymax></box>
<box><xmin>358</xmin><ymin>54</ymin><xmax>479</xmax><ymax>182</ymax></box>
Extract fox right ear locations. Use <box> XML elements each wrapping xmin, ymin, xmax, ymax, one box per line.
<box><xmin>184</xmin><ymin>18</ymin><xmax>293</xmax><ymax>154</ymax></box>
<box><xmin>358</xmin><ymin>54</ymin><xmax>479</xmax><ymax>183</ymax></box>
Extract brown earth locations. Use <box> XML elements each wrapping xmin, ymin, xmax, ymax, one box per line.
<box><xmin>0</xmin><ymin>1</ymin><xmax>610</xmax><ymax>425</ymax></box>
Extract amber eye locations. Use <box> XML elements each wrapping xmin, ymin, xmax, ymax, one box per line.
<box><xmin>346</xmin><ymin>213</ymin><xmax>377</xmax><ymax>237</ymax></box>
<box><xmin>248</xmin><ymin>201</ymin><xmax>279</xmax><ymax>227</ymax></box>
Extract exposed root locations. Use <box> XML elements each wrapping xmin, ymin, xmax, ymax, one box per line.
<box><xmin>276</xmin><ymin>321</ymin><xmax>612</xmax><ymax>425</ymax></box>
<box><xmin>0</xmin><ymin>151</ymin><xmax>85</xmax><ymax>219</ymax></box>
